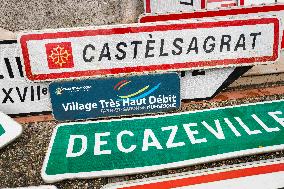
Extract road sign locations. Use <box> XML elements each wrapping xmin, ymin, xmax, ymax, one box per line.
<box><xmin>0</xmin><ymin>40</ymin><xmax>51</xmax><ymax>115</ymax></box>
<box><xmin>103</xmin><ymin>158</ymin><xmax>284</xmax><ymax>189</ymax></box>
<box><xmin>144</xmin><ymin>0</ymin><xmax>206</xmax><ymax>13</ymax></box>
<box><xmin>207</xmin><ymin>0</ymin><xmax>237</xmax><ymax>9</ymax></box>
<box><xmin>42</xmin><ymin>99</ymin><xmax>284</xmax><ymax>183</ymax></box>
<box><xmin>0</xmin><ymin>111</ymin><xmax>22</xmax><ymax>148</ymax></box>
<box><xmin>49</xmin><ymin>73</ymin><xmax>180</xmax><ymax>121</ymax></box>
<box><xmin>19</xmin><ymin>17</ymin><xmax>280</xmax><ymax>82</ymax></box>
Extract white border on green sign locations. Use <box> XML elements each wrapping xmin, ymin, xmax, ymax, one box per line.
<box><xmin>0</xmin><ymin>111</ymin><xmax>23</xmax><ymax>149</ymax></box>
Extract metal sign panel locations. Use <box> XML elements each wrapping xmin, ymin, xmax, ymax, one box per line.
<box><xmin>19</xmin><ymin>17</ymin><xmax>280</xmax><ymax>82</ymax></box>
<box><xmin>144</xmin><ymin>0</ymin><xmax>206</xmax><ymax>13</ymax></box>
<box><xmin>49</xmin><ymin>73</ymin><xmax>180</xmax><ymax>121</ymax></box>
<box><xmin>0</xmin><ymin>112</ymin><xmax>22</xmax><ymax>148</ymax></box>
<box><xmin>0</xmin><ymin>40</ymin><xmax>51</xmax><ymax>115</ymax></box>
<box><xmin>42</xmin><ymin>100</ymin><xmax>284</xmax><ymax>183</ymax></box>
<box><xmin>103</xmin><ymin>158</ymin><xmax>284</xmax><ymax>189</ymax></box>
<box><xmin>180</xmin><ymin>67</ymin><xmax>250</xmax><ymax>99</ymax></box>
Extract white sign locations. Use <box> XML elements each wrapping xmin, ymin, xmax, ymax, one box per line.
<box><xmin>103</xmin><ymin>158</ymin><xmax>284</xmax><ymax>189</ymax></box>
<box><xmin>144</xmin><ymin>0</ymin><xmax>206</xmax><ymax>13</ymax></box>
<box><xmin>207</xmin><ymin>0</ymin><xmax>237</xmax><ymax>9</ymax></box>
<box><xmin>19</xmin><ymin>17</ymin><xmax>280</xmax><ymax>82</ymax></box>
<box><xmin>0</xmin><ymin>41</ymin><xmax>51</xmax><ymax>115</ymax></box>
<box><xmin>0</xmin><ymin>111</ymin><xmax>22</xmax><ymax>148</ymax></box>
<box><xmin>181</xmin><ymin>67</ymin><xmax>236</xmax><ymax>99</ymax></box>
<box><xmin>239</xmin><ymin>0</ymin><xmax>276</xmax><ymax>6</ymax></box>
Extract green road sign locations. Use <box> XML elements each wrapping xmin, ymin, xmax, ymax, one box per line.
<box><xmin>42</xmin><ymin>100</ymin><xmax>284</xmax><ymax>183</ymax></box>
<box><xmin>0</xmin><ymin>124</ymin><xmax>5</xmax><ymax>136</ymax></box>
<box><xmin>0</xmin><ymin>112</ymin><xmax>23</xmax><ymax>148</ymax></box>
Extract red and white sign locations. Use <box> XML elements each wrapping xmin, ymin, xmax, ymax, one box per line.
<box><xmin>140</xmin><ymin>4</ymin><xmax>284</xmax><ymax>48</ymax></box>
<box><xmin>207</xmin><ymin>0</ymin><xmax>237</xmax><ymax>9</ymax></box>
<box><xmin>19</xmin><ymin>17</ymin><xmax>280</xmax><ymax>81</ymax></box>
<box><xmin>144</xmin><ymin>0</ymin><xmax>206</xmax><ymax>13</ymax></box>
<box><xmin>103</xmin><ymin>158</ymin><xmax>284</xmax><ymax>189</ymax></box>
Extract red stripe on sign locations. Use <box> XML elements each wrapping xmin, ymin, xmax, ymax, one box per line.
<box><xmin>201</xmin><ymin>0</ymin><xmax>206</xmax><ymax>9</ymax></box>
<box><xmin>114</xmin><ymin>80</ymin><xmax>127</xmax><ymax>90</ymax></box>
<box><xmin>145</xmin><ymin>0</ymin><xmax>151</xmax><ymax>13</ymax></box>
<box><xmin>207</xmin><ymin>0</ymin><xmax>234</xmax><ymax>2</ymax></box>
<box><xmin>221</xmin><ymin>3</ymin><xmax>236</xmax><ymax>7</ymax></box>
<box><xmin>20</xmin><ymin>18</ymin><xmax>279</xmax><ymax>81</ymax></box>
<box><xmin>119</xmin><ymin>162</ymin><xmax>284</xmax><ymax>189</ymax></box>
<box><xmin>239</xmin><ymin>0</ymin><xmax>244</xmax><ymax>5</ymax></box>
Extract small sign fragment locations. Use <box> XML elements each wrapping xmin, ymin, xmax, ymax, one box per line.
<box><xmin>0</xmin><ymin>111</ymin><xmax>23</xmax><ymax>148</ymax></box>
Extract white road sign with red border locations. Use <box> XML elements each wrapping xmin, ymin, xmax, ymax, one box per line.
<box><xmin>103</xmin><ymin>158</ymin><xmax>284</xmax><ymax>189</ymax></box>
<box><xmin>19</xmin><ymin>17</ymin><xmax>280</xmax><ymax>81</ymax></box>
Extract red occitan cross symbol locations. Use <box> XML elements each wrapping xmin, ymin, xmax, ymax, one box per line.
<box><xmin>49</xmin><ymin>45</ymin><xmax>71</xmax><ymax>67</ymax></box>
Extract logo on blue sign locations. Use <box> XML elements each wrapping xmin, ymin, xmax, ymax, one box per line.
<box><xmin>49</xmin><ymin>73</ymin><xmax>180</xmax><ymax>121</ymax></box>
<box><xmin>114</xmin><ymin>79</ymin><xmax>161</xmax><ymax>101</ymax></box>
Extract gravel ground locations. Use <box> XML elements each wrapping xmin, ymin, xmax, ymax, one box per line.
<box><xmin>0</xmin><ymin>84</ymin><xmax>283</xmax><ymax>189</ymax></box>
<box><xmin>0</xmin><ymin>0</ymin><xmax>144</xmax><ymax>32</ymax></box>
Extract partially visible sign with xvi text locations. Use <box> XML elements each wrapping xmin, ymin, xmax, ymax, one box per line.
<box><xmin>0</xmin><ymin>41</ymin><xmax>51</xmax><ymax>115</ymax></box>
<box><xmin>49</xmin><ymin>73</ymin><xmax>180</xmax><ymax>121</ymax></box>
<box><xmin>42</xmin><ymin>100</ymin><xmax>284</xmax><ymax>183</ymax></box>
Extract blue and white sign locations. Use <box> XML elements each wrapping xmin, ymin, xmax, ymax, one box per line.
<box><xmin>49</xmin><ymin>73</ymin><xmax>180</xmax><ymax>121</ymax></box>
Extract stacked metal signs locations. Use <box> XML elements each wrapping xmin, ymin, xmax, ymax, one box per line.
<box><xmin>4</xmin><ymin>0</ymin><xmax>283</xmax><ymax>186</ymax></box>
